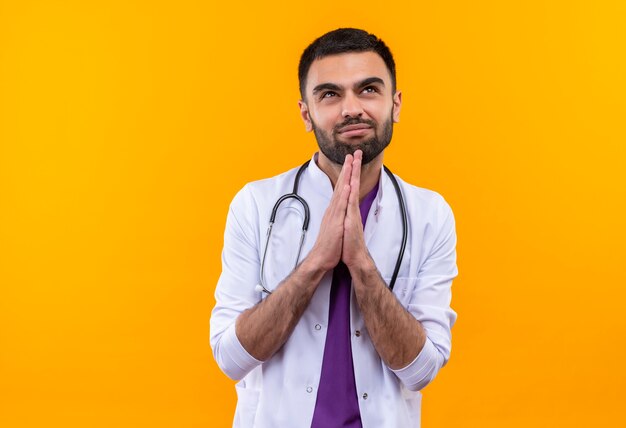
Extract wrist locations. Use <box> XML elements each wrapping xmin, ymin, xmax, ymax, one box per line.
<box><xmin>305</xmin><ymin>245</ymin><xmax>338</xmax><ymax>273</ymax></box>
<box><xmin>346</xmin><ymin>252</ymin><xmax>378</xmax><ymax>281</ymax></box>
<box><xmin>298</xmin><ymin>250</ymin><xmax>331</xmax><ymax>281</ymax></box>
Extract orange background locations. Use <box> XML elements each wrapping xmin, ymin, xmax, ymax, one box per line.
<box><xmin>1</xmin><ymin>1</ymin><xmax>625</xmax><ymax>427</ymax></box>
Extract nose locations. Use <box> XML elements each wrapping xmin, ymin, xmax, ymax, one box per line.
<box><xmin>341</xmin><ymin>91</ymin><xmax>364</xmax><ymax>119</ymax></box>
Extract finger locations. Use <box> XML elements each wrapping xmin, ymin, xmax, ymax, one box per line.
<box><xmin>330</xmin><ymin>154</ymin><xmax>353</xmax><ymax>205</ymax></box>
<box><xmin>349</xmin><ymin>151</ymin><xmax>362</xmax><ymax>208</ymax></box>
<box><xmin>327</xmin><ymin>183</ymin><xmax>350</xmax><ymax>239</ymax></box>
<box><xmin>339</xmin><ymin>154</ymin><xmax>353</xmax><ymax>188</ymax></box>
<box><xmin>326</xmin><ymin>153</ymin><xmax>355</xmax><ymax>231</ymax></box>
<box><xmin>337</xmin><ymin>183</ymin><xmax>351</xmax><ymax>216</ymax></box>
<box><xmin>351</xmin><ymin>150</ymin><xmax>362</xmax><ymax>188</ymax></box>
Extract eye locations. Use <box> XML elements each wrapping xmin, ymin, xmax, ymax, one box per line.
<box><xmin>321</xmin><ymin>91</ymin><xmax>337</xmax><ymax>99</ymax></box>
<box><xmin>362</xmin><ymin>86</ymin><xmax>378</xmax><ymax>94</ymax></box>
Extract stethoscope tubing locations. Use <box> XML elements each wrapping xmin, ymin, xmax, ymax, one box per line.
<box><xmin>256</xmin><ymin>160</ymin><xmax>407</xmax><ymax>294</ymax></box>
<box><xmin>383</xmin><ymin>165</ymin><xmax>408</xmax><ymax>291</ymax></box>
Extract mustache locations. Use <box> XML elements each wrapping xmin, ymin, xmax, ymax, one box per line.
<box><xmin>333</xmin><ymin>118</ymin><xmax>376</xmax><ymax>134</ymax></box>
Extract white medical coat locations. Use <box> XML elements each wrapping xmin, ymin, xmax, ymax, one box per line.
<box><xmin>210</xmin><ymin>153</ymin><xmax>458</xmax><ymax>427</ymax></box>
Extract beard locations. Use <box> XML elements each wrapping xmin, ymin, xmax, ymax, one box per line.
<box><xmin>311</xmin><ymin>113</ymin><xmax>394</xmax><ymax>165</ymax></box>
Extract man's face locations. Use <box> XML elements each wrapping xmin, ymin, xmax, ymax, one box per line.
<box><xmin>299</xmin><ymin>51</ymin><xmax>402</xmax><ymax>165</ymax></box>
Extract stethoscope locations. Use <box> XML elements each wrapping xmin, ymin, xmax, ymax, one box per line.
<box><xmin>255</xmin><ymin>160</ymin><xmax>408</xmax><ymax>295</ymax></box>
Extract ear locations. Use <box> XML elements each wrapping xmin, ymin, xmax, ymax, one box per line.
<box><xmin>392</xmin><ymin>91</ymin><xmax>402</xmax><ymax>123</ymax></box>
<box><xmin>298</xmin><ymin>100</ymin><xmax>313</xmax><ymax>132</ymax></box>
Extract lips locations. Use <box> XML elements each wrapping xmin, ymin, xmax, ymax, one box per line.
<box><xmin>337</xmin><ymin>123</ymin><xmax>372</xmax><ymax>133</ymax></box>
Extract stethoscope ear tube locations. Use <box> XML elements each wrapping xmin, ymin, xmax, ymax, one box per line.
<box><xmin>383</xmin><ymin>166</ymin><xmax>408</xmax><ymax>291</ymax></box>
<box><xmin>259</xmin><ymin>161</ymin><xmax>312</xmax><ymax>294</ymax></box>
<box><xmin>269</xmin><ymin>194</ymin><xmax>310</xmax><ymax>230</ymax></box>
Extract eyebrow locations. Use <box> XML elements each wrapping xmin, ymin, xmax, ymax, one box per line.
<box><xmin>311</xmin><ymin>77</ymin><xmax>386</xmax><ymax>96</ymax></box>
<box><xmin>358</xmin><ymin>77</ymin><xmax>385</xmax><ymax>88</ymax></box>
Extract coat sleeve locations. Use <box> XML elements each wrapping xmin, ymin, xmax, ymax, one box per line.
<box><xmin>210</xmin><ymin>185</ymin><xmax>264</xmax><ymax>380</ymax></box>
<box><xmin>391</xmin><ymin>195</ymin><xmax>458</xmax><ymax>391</ymax></box>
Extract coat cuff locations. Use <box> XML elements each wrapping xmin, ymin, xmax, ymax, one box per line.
<box><xmin>218</xmin><ymin>324</ymin><xmax>263</xmax><ymax>380</ymax></box>
<box><xmin>390</xmin><ymin>337</ymin><xmax>444</xmax><ymax>391</ymax></box>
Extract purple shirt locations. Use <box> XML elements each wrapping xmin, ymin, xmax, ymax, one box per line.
<box><xmin>311</xmin><ymin>182</ymin><xmax>379</xmax><ymax>428</ymax></box>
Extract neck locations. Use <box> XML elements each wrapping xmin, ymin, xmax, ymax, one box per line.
<box><xmin>317</xmin><ymin>151</ymin><xmax>383</xmax><ymax>201</ymax></box>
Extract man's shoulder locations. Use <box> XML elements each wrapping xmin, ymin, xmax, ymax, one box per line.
<box><xmin>393</xmin><ymin>174</ymin><xmax>451</xmax><ymax>211</ymax></box>
<box><xmin>244</xmin><ymin>165</ymin><xmax>301</xmax><ymax>193</ymax></box>
<box><xmin>229</xmin><ymin>165</ymin><xmax>302</xmax><ymax>209</ymax></box>
<box><xmin>233</xmin><ymin>166</ymin><xmax>302</xmax><ymax>208</ymax></box>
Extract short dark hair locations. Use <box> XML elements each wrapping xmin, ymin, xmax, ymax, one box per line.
<box><xmin>298</xmin><ymin>28</ymin><xmax>397</xmax><ymax>99</ymax></box>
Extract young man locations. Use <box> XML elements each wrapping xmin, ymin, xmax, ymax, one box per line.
<box><xmin>211</xmin><ymin>28</ymin><xmax>457</xmax><ymax>427</ymax></box>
